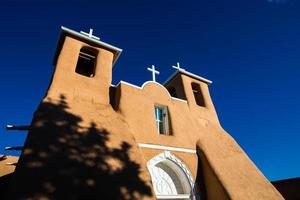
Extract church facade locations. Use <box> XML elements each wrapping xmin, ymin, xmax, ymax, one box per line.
<box><xmin>6</xmin><ymin>27</ymin><xmax>283</xmax><ymax>200</ymax></box>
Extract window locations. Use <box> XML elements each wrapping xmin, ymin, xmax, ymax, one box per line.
<box><xmin>191</xmin><ymin>83</ymin><xmax>205</xmax><ymax>107</ymax></box>
<box><xmin>75</xmin><ymin>47</ymin><xmax>98</xmax><ymax>77</ymax></box>
<box><xmin>154</xmin><ymin>105</ymin><xmax>170</xmax><ymax>135</ymax></box>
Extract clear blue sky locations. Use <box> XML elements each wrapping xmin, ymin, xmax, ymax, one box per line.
<box><xmin>0</xmin><ymin>0</ymin><xmax>299</xmax><ymax>181</ymax></box>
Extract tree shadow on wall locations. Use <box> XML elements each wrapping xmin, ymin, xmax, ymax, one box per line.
<box><xmin>8</xmin><ymin>95</ymin><xmax>153</xmax><ymax>200</ymax></box>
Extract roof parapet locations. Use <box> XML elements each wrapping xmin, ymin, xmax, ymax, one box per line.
<box><xmin>53</xmin><ymin>26</ymin><xmax>122</xmax><ymax>67</ymax></box>
<box><xmin>164</xmin><ymin>69</ymin><xmax>212</xmax><ymax>86</ymax></box>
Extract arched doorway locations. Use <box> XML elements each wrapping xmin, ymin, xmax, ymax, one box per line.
<box><xmin>147</xmin><ymin>151</ymin><xmax>197</xmax><ymax>200</ymax></box>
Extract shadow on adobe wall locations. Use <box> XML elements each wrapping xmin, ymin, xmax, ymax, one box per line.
<box><xmin>7</xmin><ymin>95</ymin><xmax>153</xmax><ymax>199</ymax></box>
<box><xmin>272</xmin><ymin>177</ymin><xmax>300</xmax><ymax>200</ymax></box>
<box><xmin>195</xmin><ymin>152</ymin><xmax>207</xmax><ymax>200</ymax></box>
<box><xmin>0</xmin><ymin>173</ymin><xmax>14</xmax><ymax>196</ymax></box>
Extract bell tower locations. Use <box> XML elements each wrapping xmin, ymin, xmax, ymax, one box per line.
<box><xmin>7</xmin><ymin>27</ymin><xmax>156</xmax><ymax>200</ymax></box>
<box><xmin>49</xmin><ymin>26</ymin><xmax>122</xmax><ymax>104</ymax></box>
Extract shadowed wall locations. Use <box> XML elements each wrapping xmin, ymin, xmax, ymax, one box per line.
<box><xmin>8</xmin><ymin>95</ymin><xmax>153</xmax><ymax>199</ymax></box>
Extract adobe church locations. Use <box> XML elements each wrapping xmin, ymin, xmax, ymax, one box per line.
<box><xmin>4</xmin><ymin>27</ymin><xmax>283</xmax><ymax>200</ymax></box>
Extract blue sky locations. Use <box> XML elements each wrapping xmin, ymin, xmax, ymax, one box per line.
<box><xmin>0</xmin><ymin>0</ymin><xmax>299</xmax><ymax>181</ymax></box>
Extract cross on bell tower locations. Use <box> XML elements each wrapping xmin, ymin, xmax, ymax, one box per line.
<box><xmin>80</xmin><ymin>28</ymin><xmax>100</xmax><ymax>40</ymax></box>
<box><xmin>147</xmin><ymin>65</ymin><xmax>160</xmax><ymax>82</ymax></box>
<box><xmin>172</xmin><ymin>62</ymin><xmax>185</xmax><ymax>71</ymax></box>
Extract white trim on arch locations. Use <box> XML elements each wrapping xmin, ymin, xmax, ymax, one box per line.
<box><xmin>147</xmin><ymin>151</ymin><xmax>198</xmax><ymax>200</ymax></box>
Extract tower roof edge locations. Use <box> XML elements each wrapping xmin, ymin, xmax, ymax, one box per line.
<box><xmin>53</xmin><ymin>26</ymin><xmax>122</xmax><ymax>67</ymax></box>
<box><xmin>164</xmin><ymin>69</ymin><xmax>212</xmax><ymax>86</ymax></box>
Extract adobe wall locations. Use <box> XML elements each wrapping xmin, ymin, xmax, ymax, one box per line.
<box><xmin>0</xmin><ymin>156</ymin><xmax>19</xmax><ymax>200</ymax></box>
<box><xmin>7</xmin><ymin>37</ymin><xmax>155</xmax><ymax>199</ymax></box>
<box><xmin>47</xmin><ymin>36</ymin><xmax>113</xmax><ymax>104</ymax></box>
<box><xmin>114</xmin><ymin>76</ymin><xmax>283</xmax><ymax>199</ymax></box>
<box><xmin>7</xmin><ymin>32</ymin><xmax>283</xmax><ymax>200</ymax></box>
<box><xmin>0</xmin><ymin>155</ymin><xmax>18</xmax><ymax>177</ymax></box>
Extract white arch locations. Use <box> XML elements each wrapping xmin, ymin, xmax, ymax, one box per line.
<box><xmin>147</xmin><ymin>151</ymin><xmax>198</xmax><ymax>200</ymax></box>
<box><xmin>141</xmin><ymin>81</ymin><xmax>172</xmax><ymax>98</ymax></box>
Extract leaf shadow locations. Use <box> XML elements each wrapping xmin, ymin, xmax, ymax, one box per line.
<box><xmin>8</xmin><ymin>94</ymin><xmax>153</xmax><ymax>200</ymax></box>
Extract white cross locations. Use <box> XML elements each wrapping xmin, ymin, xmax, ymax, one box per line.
<box><xmin>80</xmin><ymin>28</ymin><xmax>100</xmax><ymax>40</ymax></box>
<box><xmin>147</xmin><ymin>65</ymin><xmax>160</xmax><ymax>82</ymax></box>
<box><xmin>172</xmin><ymin>62</ymin><xmax>185</xmax><ymax>71</ymax></box>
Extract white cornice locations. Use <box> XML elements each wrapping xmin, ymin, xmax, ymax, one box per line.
<box><xmin>138</xmin><ymin>143</ymin><xmax>196</xmax><ymax>154</ymax></box>
<box><xmin>113</xmin><ymin>81</ymin><xmax>188</xmax><ymax>104</ymax></box>
<box><xmin>164</xmin><ymin>69</ymin><xmax>212</xmax><ymax>85</ymax></box>
<box><xmin>60</xmin><ymin>26</ymin><xmax>122</xmax><ymax>66</ymax></box>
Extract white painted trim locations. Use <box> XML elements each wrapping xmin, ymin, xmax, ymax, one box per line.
<box><xmin>171</xmin><ymin>97</ymin><xmax>187</xmax><ymax>103</ymax></box>
<box><xmin>118</xmin><ymin>80</ymin><xmax>142</xmax><ymax>90</ymax></box>
<box><xmin>157</xmin><ymin>194</ymin><xmax>190</xmax><ymax>199</ymax></box>
<box><xmin>138</xmin><ymin>143</ymin><xmax>196</xmax><ymax>154</ymax></box>
<box><xmin>180</xmin><ymin>69</ymin><xmax>212</xmax><ymax>84</ymax></box>
<box><xmin>147</xmin><ymin>151</ymin><xmax>197</xmax><ymax>200</ymax></box>
<box><xmin>141</xmin><ymin>81</ymin><xmax>172</xmax><ymax>96</ymax></box>
<box><xmin>114</xmin><ymin>81</ymin><xmax>187</xmax><ymax>104</ymax></box>
<box><xmin>164</xmin><ymin>69</ymin><xmax>212</xmax><ymax>85</ymax></box>
<box><xmin>60</xmin><ymin>26</ymin><xmax>122</xmax><ymax>66</ymax></box>
<box><xmin>61</xmin><ymin>26</ymin><xmax>122</xmax><ymax>52</ymax></box>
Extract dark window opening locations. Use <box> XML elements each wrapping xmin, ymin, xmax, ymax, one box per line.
<box><xmin>168</xmin><ymin>87</ymin><xmax>177</xmax><ymax>98</ymax></box>
<box><xmin>75</xmin><ymin>47</ymin><xmax>98</xmax><ymax>77</ymax></box>
<box><xmin>191</xmin><ymin>83</ymin><xmax>205</xmax><ymax>107</ymax></box>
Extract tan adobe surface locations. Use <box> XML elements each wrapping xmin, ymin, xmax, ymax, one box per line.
<box><xmin>0</xmin><ymin>155</ymin><xmax>18</xmax><ymax>177</ymax></box>
<box><xmin>6</xmin><ymin>27</ymin><xmax>283</xmax><ymax>200</ymax></box>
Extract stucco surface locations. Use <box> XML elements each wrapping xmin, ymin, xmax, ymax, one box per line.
<box><xmin>7</xmin><ymin>36</ymin><xmax>154</xmax><ymax>200</ymax></box>
<box><xmin>115</xmin><ymin>75</ymin><xmax>283</xmax><ymax>200</ymax></box>
<box><xmin>0</xmin><ymin>155</ymin><xmax>18</xmax><ymax>177</ymax></box>
<box><xmin>6</xmin><ymin>30</ymin><xmax>283</xmax><ymax>200</ymax></box>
